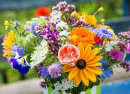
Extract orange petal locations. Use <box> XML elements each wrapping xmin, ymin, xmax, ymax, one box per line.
<box><xmin>62</xmin><ymin>64</ymin><xmax>76</xmax><ymax>72</ymax></box>
<box><xmin>83</xmin><ymin>44</ymin><xmax>91</xmax><ymax>59</ymax></box>
<box><xmin>87</xmin><ymin>62</ymin><xmax>102</xmax><ymax>66</ymax></box>
<box><xmin>83</xmin><ymin>68</ymin><xmax>96</xmax><ymax>82</ymax></box>
<box><xmin>78</xmin><ymin>43</ymin><xmax>84</xmax><ymax>59</ymax></box>
<box><xmin>87</xmin><ymin>56</ymin><xmax>103</xmax><ymax>64</ymax></box>
<box><xmin>85</xmin><ymin>48</ymin><xmax>99</xmax><ymax>62</ymax></box>
<box><xmin>73</xmin><ymin>71</ymin><xmax>81</xmax><ymax>86</ymax></box>
<box><xmin>80</xmin><ymin>69</ymin><xmax>89</xmax><ymax>86</ymax></box>
<box><xmin>68</xmin><ymin>67</ymin><xmax>79</xmax><ymax>80</ymax></box>
<box><xmin>86</xmin><ymin>66</ymin><xmax>103</xmax><ymax>75</ymax></box>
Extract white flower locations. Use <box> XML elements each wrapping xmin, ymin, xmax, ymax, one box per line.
<box><xmin>59</xmin><ymin>30</ymin><xmax>70</xmax><ymax>36</ymax></box>
<box><xmin>50</xmin><ymin>10</ymin><xmax>62</xmax><ymax>22</ymax></box>
<box><xmin>56</xmin><ymin>21</ymin><xmax>69</xmax><ymax>31</ymax></box>
<box><xmin>105</xmin><ymin>38</ymin><xmax>118</xmax><ymax>52</ymax></box>
<box><xmin>30</xmin><ymin>40</ymin><xmax>49</xmax><ymax>68</ymax></box>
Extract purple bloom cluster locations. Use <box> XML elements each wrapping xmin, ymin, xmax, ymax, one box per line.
<box><xmin>11</xmin><ymin>44</ymin><xmax>24</xmax><ymax>56</ymax></box>
<box><xmin>109</xmin><ymin>49</ymin><xmax>124</xmax><ymax>61</ymax></box>
<box><xmin>93</xmin><ymin>26</ymin><xmax>113</xmax><ymax>38</ymax></box>
<box><xmin>121</xmin><ymin>61</ymin><xmax>130</xmax><ymax>72</ymax></box>
<box><xmin>13</xmin><ymin>21</ymin><xmax>19</xmax><ymax>29</ymax></box>
<box><xmin>40</xmin><ymin>81</ymin><xmax>47</xmax><ymax>89</ymax></box>
<box><xmin>117</xmin><ymin>41</ymin><xmax>126</xmax><ymax>52</ymax></box>
<box><xmin>118</xmin><ymin>28</ymin><xmax>130</xmax><ymax>43</ymax></box>
<box><xmin>72</xmin><ymin>20</ymin><xmax>85</xmax><ymax>27</ymax></box>
<box><xmin>66</xmin><ymin>16</ymin><xmax>77</xmax><ymax>24</ymax></box>
<box><xmin>52</xmin><ymin>1</ymin><xmax>75</xmax><ymax>12</ymax></box>
<box><xmin>42</xmin><ymin>22</ymin><xmax>61</xmax><ymax>55</ymax></box>
<box><xmin>37</xmin><ymin>64</ymin><xmax>48</xmax><ymax>77</ymax></box>
<box><xmin>48</xmin><ymin>63</ymin><xmax>63</xmax><ymax>78</ymax></box>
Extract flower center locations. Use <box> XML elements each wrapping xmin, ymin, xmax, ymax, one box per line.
<box><xmin>66</xmin><ymin>53</ymin><xmax>71</xmax><ymax>57</ymax></box>
<box><xmin>77</xmin><ymin>59</ymin><xmax>86</xmax><ymax>69</ymax></box>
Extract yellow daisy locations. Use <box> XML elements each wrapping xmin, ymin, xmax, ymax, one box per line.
<box><xmin>3</xmin><ymin>30</ymin><xmax>16</xmax><ymax>57</ymax></box>
<box><xmin>62</xmin><ymin>43</ymin><xmax>103</xmax><ymax>86</ymax></box>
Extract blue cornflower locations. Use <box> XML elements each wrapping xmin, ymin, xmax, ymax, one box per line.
<box><xmin>11</xmin><ymin>44</ymin><xmax>24</xmax><ymax>56</ymax></box>
<box><xmin>32</xmin><ymin>22</ymin><xmax>39</xmax><ymax>35</ymax></box>
<box><xmin>40</xmin><ymin>67</ymin><xmax>48</xmax><ymax>77</ymax></box>
<box><xmin>11</xmin><ymin>57</ymin><xmax>31</xmax><ymax>74</ymax></box>
<box><xmin>99</xmin><ymin>59</ymin><xmax>112</xmax><ymax>79</ymax></box>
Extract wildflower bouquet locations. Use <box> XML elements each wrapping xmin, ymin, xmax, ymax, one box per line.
<box><xmin>2</xmin><ymin>1</ymin><xmax>130</xmax><ymax>94</ymax></box>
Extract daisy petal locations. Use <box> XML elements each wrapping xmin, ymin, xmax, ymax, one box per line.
<box><xmin>73</xmin><ymin>71</ymin><xmax>81</xmax><ymax>86</ymax></box>
<box><xmin>68</xmin><ymin>67</ymin><xmax>79</xmax><ymax>80</ymax></box>
<box><xmin>84</xmin><ymin>44</ymin><xmax>91</xmax><ymax>59</ymax></box>
<box><xmin>85</xmin><ymin>48</ymin><xmax>99</xmax><ymax>62</ymax></box>
<box><xmin>83</xmin><ymin>68</ymin><xmax>96</xmax><ymax>82</ymax></box>
<box><xmin>86</xmin><ymin>66</ymin><xmax>103</xmax><ymax>75</ymax></box>
<box><xmin>87</xmin><ymin>56</ymin><xmax>103</xmax><ymax>64</ymax></box>
<box><xmin>80</xmin><ymin>69</ymin><xmax>89</xmax><ymax>86</ymax></box>
<box><xmin>87</xmin><ymin>62</ymin><xmax>102</xmax><ymax>66</ymax></box>
<box><xmin>62</xmin><ymin>64</ymin><xmax>76</xmax><ymax>72</ymax></box>
<box><xmin>78</xmin><ymin>43</ymin><xmax>84</xmax><ymax>59</ymax></box>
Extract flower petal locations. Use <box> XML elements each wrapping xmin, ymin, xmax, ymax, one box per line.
<box><xmin>80</xmin><ymin>69</ymin><xmax>89</xmax><ymax>86</ymax></box>
<box><xmin>83</xmin><ymin>44</ymin><xmax>91</xmax><ymax>59</ymax></box>
<box><xmin>68</xmin><ymin>67</ymin><xmax>79</xmax><ymax>80</ymax></box>
<box><xmin>86</xmin><ymin>66</ymin><xmax>103</xmax><ymax>75</ymax></box>
<box><xmin>87</xmin><ymin>62</ymin><xmax>102</xmax><ymax>66</ymax></box>
<box><xmin>83</xmin><ymin>68</ymin><xmax>96</xmax><ymax>82</ymax></box>
<box><xmin>87</xmin><ymin>56</ymin><xmax>103</xmax><ymax>64</ymax></box>
<box><xmin>62</xmin><ymin>64</ymin><xmax>76</xmax><ymax>72</ymax></box>
<box><xmin>73</xmin><ymin>71</ymin><xmax>81</xmax><ymax>86</ymax></box>
<box><xmin>85</xmin><ymin>48</ymin><xmax>99</xmax><ymax>62</ymax></box>
<box><xmin>78</xmin><ymin>43</ymin><xmax>84</xmax><ymax>59</ymax></box>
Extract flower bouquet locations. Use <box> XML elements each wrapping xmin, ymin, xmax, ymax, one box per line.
<box><xmin>2</xmin><ymin>1</ymin><xmax>130</xmax><ymax>94</ymax></box>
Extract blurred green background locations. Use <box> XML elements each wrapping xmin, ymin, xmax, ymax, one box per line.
<box><xmin>0</xmin><ymin>0</ymin><xmax>123</xmax><ymax>85</ymax></box>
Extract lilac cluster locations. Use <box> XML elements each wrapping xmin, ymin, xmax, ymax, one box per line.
<box><xmin>40</xmin><ymin>81</ymin><xmax>47</xmax><ymax>89</ymax></box>
<box><xmin>48</xmin><ymin>63</ymin><xmax>63</xmax><ymax>78</ymax></box>
<box><xmin>118</xmin><ymin>28</ymin><xmax>130</xmax><ymax>43</ymax></box>
<box><xmin>72</xmin><ymin>20</ymin><xmax>85</xmax><ymax>27</ymax></box>
<box><xmin>52</xmin><ymin>1</ymin><xmax>75</xmax><ymax>12</ymax></box>
<box><xmin>117</xmin><ymin>41</ymin><xmax>126</xmax><ymax>52</ymax></box>
<box><xmin>42</xmin><ymin>22</ymin><xmax>61</xmax><ymax>55</ymax></box>
<box><xmin>66</xmin><ymin>16</ymin><xmax>77</xmax><ymax>24</ymax></box>
<box><xmin>121</xmin><ymin>61</ymin><xmax>130</xmax><ymax>72</ymax></box>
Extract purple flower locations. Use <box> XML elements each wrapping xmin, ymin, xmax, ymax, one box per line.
<box><xmin>40</xmin><ymin>67</ymin><xmax>48</xmax><ymax>77</ymax></box>
<box><xmin>109</xmin><ymin>49</ymin><xmax>124</xmax><ymax>61</ymax></box>
<box><xmin>117</xmin><ymin>41</ymin><xmax>126</xmax><ymax>52</ymax></box>
<box><xmin>121</xmin><ymin>61</ymin><xmax>130</xmax><ymax>72</ymax></box>
<box><xmin>40</xmin><ymin>81</ymin><xmax>47</xmax><ymax>89</ymax></box>
<box><xmin>13</xmin><ymin>21</ymin><xmax>19</xmax><ymax>29</ymax></box>
<box><xmin>11</xmin><ymin>57</ymin><xmax>31</xmax><ymax>74</ymax></box>
<box><xmin>72</xmin><ymin>20</ymin><xmax>85</xmax><ymax>27</ymax></box>
<box><xmin>11</xmin><ymin>44</ymin><xmax>24</xmax><ymax>56</ymax></box>
<box><xmin>48</xmin><ymin>63</ymin><xmax>63</xmax><ymax>78</ymax></box>
<box><xmin>32</xmin><ymin>22</ymin><xmax>39</xmax><ymax>35</ymax></box>
<box><xmin>66</xmin><ymin>17</ymin><xmax>77</xmax><ymax>24</ymax></box>
<box><xmin>126</xmin><ymin>42</ymin><xmax>130</xmax><ymax>53</ymax></box>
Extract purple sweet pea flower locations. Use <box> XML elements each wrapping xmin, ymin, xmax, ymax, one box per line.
<box><xmin>126</xmin><ymin>42</ymin><xmax>130</xmax><ymax>53</ymax></box>
<box><xmin>109</xmin><ymin>49</ymin><xmax>124</xmax><ymax>61</ymax></box>
<box><xmin>40</xmin><ymin>81</ymin><xmax>47</xmax><ymax>89</ymax></box>
<box><xmin>48</xmin><ymin>63</ymin><xmax>63</xmax><ymax>78</ymax></box>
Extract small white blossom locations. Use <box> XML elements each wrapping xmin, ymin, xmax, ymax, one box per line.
<box><xmin>59</xmin><ymin>30</ymin><xmax>70</xmax><ymax>36</ymax></box>
<box><xmin>56</xmin><ymin>21</ymin><xmax>69</xmax><ymax>31</ymax></box>
<box><xmin>30</xmin><ymin>40</ymin><xmax>49</xmax><ymax>68</ymax></box>
<box><xmin>50</xmin><ymin>10</ymin><xmax>62</xmax><ymax>22</ymax></box>
<box><xmin>105</xmin><ymin>38</ymin><xmax>118</xmax><ymax>52</ymax></box>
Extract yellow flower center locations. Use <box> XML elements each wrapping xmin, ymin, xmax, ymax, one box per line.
<box><xmin>66</xmin><ymin>53</ymin><xmax>71</xmax><ymax>57</ymax></box>
<box><xmin>77</xmin><ymin>59</ymin><xmax>86</xmax><ymax>69</ymax></box>
<box><xmin>20</xmin><ymin>58</ymin><xmax>24</xmax><ymax>64</ymax></box>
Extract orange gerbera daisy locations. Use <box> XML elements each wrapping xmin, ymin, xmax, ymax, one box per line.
<box><xmin>69</xmin><ymin>27</ymin><xmax>95</xmax><ymax>47</ymax></box>
<box><xmin>62</xmin><ymin>43</ymin><xmax>103</xmax><ymax>86</ymax></box>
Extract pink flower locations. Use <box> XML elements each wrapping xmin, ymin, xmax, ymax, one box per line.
<box><xmin>6</xmin><ymin>56</ymin><xmax>12</xmax><ymax>65</ymax></box>
<box><xmin>1</xmin><ymin>37</ymin><xmax>6</xmax><ymax>46</ymax></box>
<box><xmin>109</xmin><ymin>49</ymin><xmax>124</xmax><ymax>61</ymax></box>
<box><xmin>126</xmin><ymin>42</ymin><xmax>130</xmax><ymax>53</ymax></box>
<box><xmin>58</xmin><ymin>45</ymin><xmax>80</xmax><ymax>66</ymax></box>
